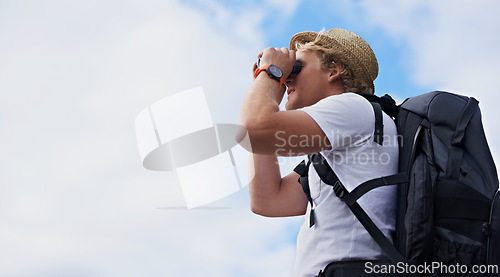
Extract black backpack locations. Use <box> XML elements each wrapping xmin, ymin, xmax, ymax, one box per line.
<box><xmin>295</xmin><ymin>91</ymin><xmax>500</xmax><ymax>276</ymax></box>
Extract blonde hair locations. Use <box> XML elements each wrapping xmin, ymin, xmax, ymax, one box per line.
<box><xmin>293</xmin><ymin>34</ymin><xmax>375</xmax><ymax>95</ymax></box>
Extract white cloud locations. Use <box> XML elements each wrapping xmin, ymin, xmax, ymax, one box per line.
<box><xmin>265</xmin><ymin>0</ymin><xmax>302</xmax><ymax>16</ymax></box>
<box><xmin>0</xmin><ymin>0</ymin><xmax>302</xmax><ymax>276</ymax></box>
<box><xmin>357</xmin><ymin>0</ymin><xmax>500</xmax><ymax>167</ymax></box>
<box><xmin>6</xmin><ymin>1</ymin><xmax>498</xmax><ymax>276</ymax></box>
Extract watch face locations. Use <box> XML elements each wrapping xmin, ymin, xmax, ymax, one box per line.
<box><xmin>268</xmin><ymin>65</ymin><xmax>283</xmax><ymax>78</ymax></box>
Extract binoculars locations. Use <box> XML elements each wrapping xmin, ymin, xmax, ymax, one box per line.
<box><xmin>256</xmin><ymin>58</ymin><xmax>302</xmax><ymax>78</ymax></box>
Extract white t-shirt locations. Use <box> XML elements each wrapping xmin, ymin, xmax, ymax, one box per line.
<box><xmin>292</xmin><ymin>92</ymin><xmax>399</xmax><ymax>277</ymax></box>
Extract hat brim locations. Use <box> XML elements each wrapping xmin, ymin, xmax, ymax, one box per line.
<box><xmin>289</xmin><ymin>31</ymin><xmax>340</xmax><ymax>51</ymax></box>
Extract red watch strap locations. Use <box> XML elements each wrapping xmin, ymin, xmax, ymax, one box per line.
<box><xmin>254</xmin><ymin>64</ymin><xmax>284</xmax><ymax>86</ymax></box>
<box><xmin>253</xmin><ymin>64</ymin><xmax>269</xmax><ymax>79</ymax></box>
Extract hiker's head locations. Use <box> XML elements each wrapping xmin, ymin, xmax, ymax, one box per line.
<box><xmin>283</xmin><ymin>49</ymin><xmax>347</xmax><ymax>110</ymax></box>
<box><xmin>289</xmin><ymin>28</ymin><xmax>378</xmax><ymax>95</ymax></box>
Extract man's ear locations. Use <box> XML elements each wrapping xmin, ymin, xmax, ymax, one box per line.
<box><xmin>328</xmin><ymin>63</ymin><xmax>343</xmax><ymax>83</ymax></box>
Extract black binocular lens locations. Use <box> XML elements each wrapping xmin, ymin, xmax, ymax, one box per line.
<box><xmin>290</xmin><ymin>61</ymin><xmax>302</xmax><ymax>77</ymax></box>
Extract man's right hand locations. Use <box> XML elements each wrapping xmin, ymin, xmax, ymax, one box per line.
<box><xmin>256</xmin><ymin>47</ymin><xmax>296</xmax><ymax>80</ymax></box>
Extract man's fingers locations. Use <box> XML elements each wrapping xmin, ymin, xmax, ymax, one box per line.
<box><xmin>257</xmin><ymin>47</ymin><xmax>295</xmax><ymax>74</ymax></box>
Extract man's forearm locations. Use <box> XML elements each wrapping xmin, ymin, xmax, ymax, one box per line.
<box><xmin>239</xmin><ymin>74</ymin><xmax>284</xmax><ymax>132</ymax></box>
<box><xmin>239</xmin><ymin>47</ymin><xmax>292</xmax><ymax>131</ymax></box>
<box><xmin>248</xmin><ymin>153</ymin><xmax>282</xmax><ymax>215</ymax></box>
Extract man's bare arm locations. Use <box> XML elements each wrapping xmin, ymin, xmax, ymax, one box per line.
<box><xmin>249</xmin><ymin>154</ymin><xmax>307</xmax><ymax>217</ymax></box>
<box><xmin>239</xmin><ymin>47</ymin><xmax>327</xmax><ymax>217</ymax></box>
<box><xmin>238</xmin><ymin>47</ymin><xmax>331</xmax><ymax>156</ymax></box>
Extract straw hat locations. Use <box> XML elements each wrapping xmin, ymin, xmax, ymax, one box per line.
<box><xmin>289</xmin><ymin>28</ymin><xmax>378</xmax><ymax>85</ymax></box>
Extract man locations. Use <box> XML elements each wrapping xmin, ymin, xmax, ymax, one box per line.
<box><xmin>238</xmin><ymin>28</ymin><xmax>398</xmax><ymax>276</ymax></box>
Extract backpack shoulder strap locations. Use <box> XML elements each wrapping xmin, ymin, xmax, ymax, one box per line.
<box><xmin>371</xmin><ymin>102</ymin><xmax>384</xmax><ymax>145</ymax></box>
<box><xmin>356</xmin><ymin>93</ymin><xmax>399</xmax><ymax>119</ymax></box>
<box><xmin>310</xmin><ymin>153</ymin><xmax>406</xmax><ymax>264</ymax></box>
<box><xmin>355</xmin><ymin>93</ymin><xmax>398</xmax><ymax>145</ymax></box>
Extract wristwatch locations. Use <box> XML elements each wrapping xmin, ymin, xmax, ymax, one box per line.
<box><xmin>254</xmin><ymin>64</ymin><xmax>284</xmax><ymax>86</ymax></box>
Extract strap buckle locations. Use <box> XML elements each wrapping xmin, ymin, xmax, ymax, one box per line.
<box><xmin>332</xmin><ymin>180</ymin><xmax>347</xmax><ymax>199</ymax></box>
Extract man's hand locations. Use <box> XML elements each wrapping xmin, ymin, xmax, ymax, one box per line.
<box><xmin>257</xmin><ymin>47</ymin><xmax>296</xmax><ymax>80</ymax></box>
<box><xmin>239</xmin><ymin>47</ymin><xmax>331</xmax><ymax>156</ymax></box>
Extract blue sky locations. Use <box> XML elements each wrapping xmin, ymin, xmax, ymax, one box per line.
<box><xmin>0</xmin><ymin>0</ymin><xmax>499</xmax><ymax>277</ymax></box>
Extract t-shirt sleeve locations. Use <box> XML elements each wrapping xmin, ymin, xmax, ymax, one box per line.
<box><xmin>299</xmin><ymin>93</ymin><xmax>375</xmax><ymax>151</ymax></box>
